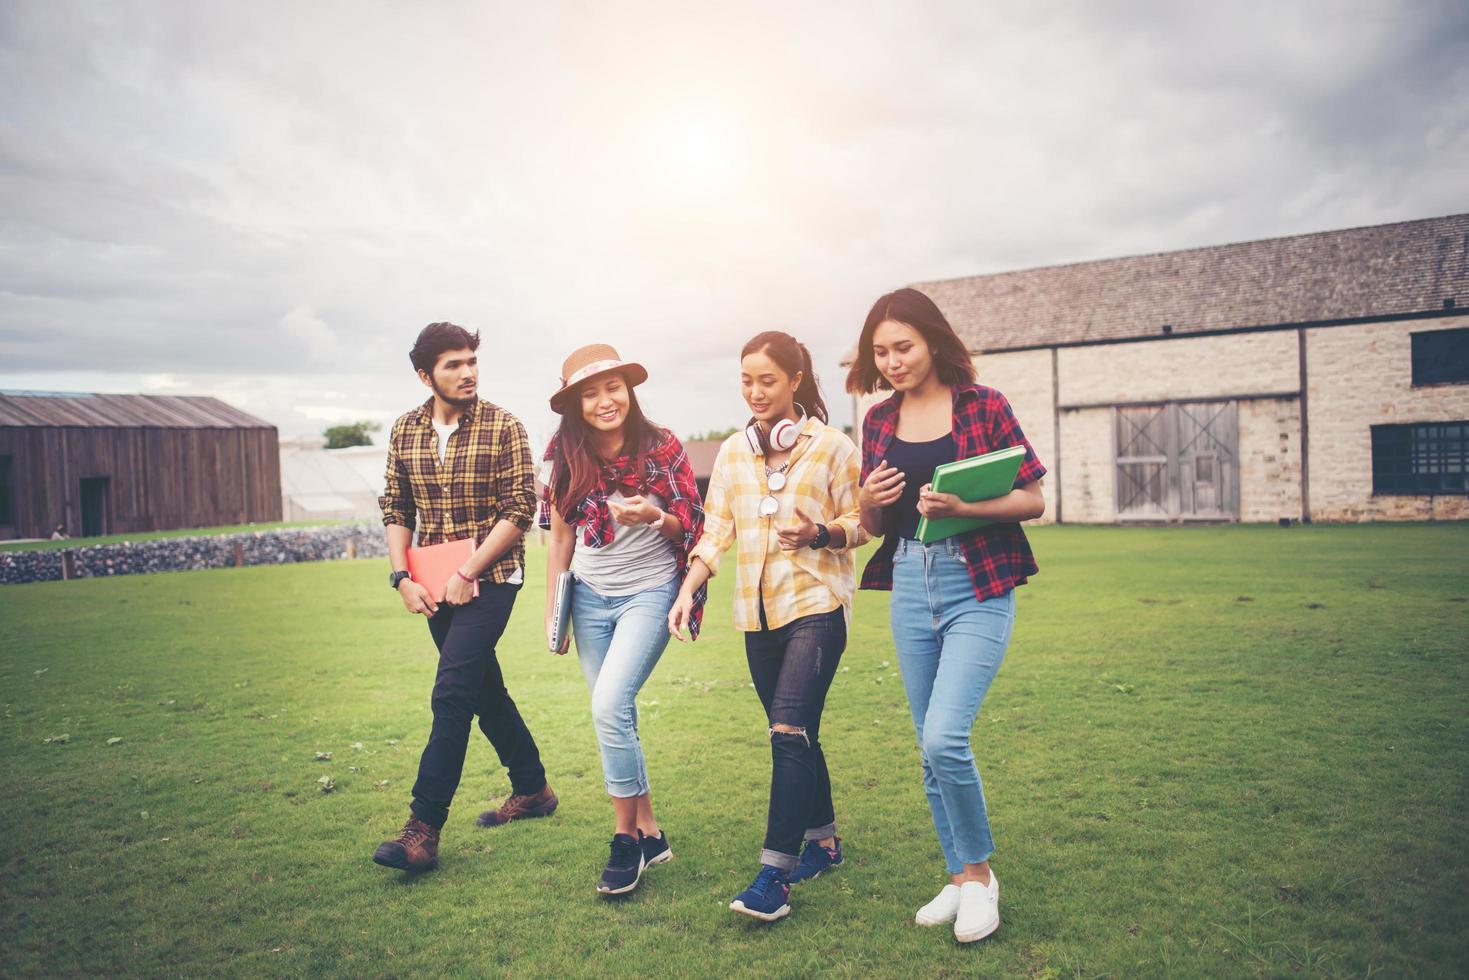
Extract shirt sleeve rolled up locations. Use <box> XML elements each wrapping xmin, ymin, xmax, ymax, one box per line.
<box><xmin>379</xmin><ymin>421</ymin><xmax>417</xmax><ymax>530</ymax></box>
<box><xmin>495</xmin><ymin>415</ymin><xmax>537</xmax><ymax>532</ymax></box>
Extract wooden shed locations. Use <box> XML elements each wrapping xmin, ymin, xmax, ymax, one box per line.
<box><xmin>0</xmin><ymin>391</ymin><xmax>281</xmax><ymax>540</ymax></box>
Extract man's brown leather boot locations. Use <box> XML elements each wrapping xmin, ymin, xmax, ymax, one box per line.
<box><xmin>476</xmin><ymin>784</ymin><xmax>559</xmax><ymax>827</ymax></box>
<box><xmin>373</xmin><ymin>816</ymin><xmax>440</xmax><ymax>871</ymax></box>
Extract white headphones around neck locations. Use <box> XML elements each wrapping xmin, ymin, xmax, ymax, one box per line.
<box><xmin>744</xmin><ymin>408</ymin><xmax>806</xmax><ymax>455</ymax></box>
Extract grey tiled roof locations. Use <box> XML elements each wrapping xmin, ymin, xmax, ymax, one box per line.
<box><xmin>908</xmin><ymin>213</ymin><xmax>1469</xmax><ymax>353</ymax></box>
<box><xmin>0</xmin><ymin>391</ymin><xmax>275</xmax><ymax>428</ymax></box>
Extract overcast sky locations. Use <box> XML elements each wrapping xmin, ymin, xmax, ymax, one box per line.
<box><xmin>2</xmin><ymin>1</ymin><xmax>1466</xmax><ymax>449</ymax></box>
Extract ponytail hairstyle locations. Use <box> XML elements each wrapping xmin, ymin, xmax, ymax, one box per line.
<box><xmin>741</xmin><ymin>331</ymin><xmax>828</xmax><ymax>452</ymax></box>
<box><xmin>549</xmin><ymin>378</ymin><xmax>662</xmax><ymax>522</ymax></box>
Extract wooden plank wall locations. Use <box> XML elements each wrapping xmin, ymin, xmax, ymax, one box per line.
<box><xmin>0</xmin><ymin>426</ymin><xmax>282</xmax><ymax>539</ymax></box>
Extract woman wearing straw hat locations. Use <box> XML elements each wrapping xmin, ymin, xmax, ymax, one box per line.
<box><xmin>541</xmin><ymin>344</ymin><xmax>706</xmax><ymax>896</ymax></box>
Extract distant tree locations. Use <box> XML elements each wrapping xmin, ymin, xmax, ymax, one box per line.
<box><xmin>323</xmin><ymin>420</ymin><xmax>380</xmax><ymax>449</ymax></box>
<box><xmin>686</xmin><ymin>427</ymin><xmax>739</xmax><ymax>442</ymax></box>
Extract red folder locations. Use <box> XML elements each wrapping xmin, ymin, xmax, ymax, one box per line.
<box><xmin>406</xmin><ymin>538</ymin><xmax>479</xmax><ymax>603</ymax></box>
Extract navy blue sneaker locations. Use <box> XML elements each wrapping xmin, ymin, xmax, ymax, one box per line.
<box><xmin>729</xmin><ymin>865</ymin><xmax>792</xmax><ymax>921</ymax></box>
<box><xmin>788</xmin><ymin>836</ymin><xmax>843</xmax><ymax>883</ymax></box>
<box><xmin>638</xmin><ymin>829</ymin><xmax>673</xmax><ymax>868</ymax></box>
<box><xmin>597</xmin><ymin>833</ymin><xmax>645</xmax><ymax>895</ymax></box>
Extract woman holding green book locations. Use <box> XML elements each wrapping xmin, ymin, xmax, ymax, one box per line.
<box><xmin>847</xmin><ymin>287</ymin><xmax>1047</xmax><ymax>944</ymax></box>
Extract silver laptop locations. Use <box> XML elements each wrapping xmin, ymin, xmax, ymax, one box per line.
<box><xmin>549</xmin><ymin>570</ymin><xmax>575</xmax><ymax>654</ymax></box>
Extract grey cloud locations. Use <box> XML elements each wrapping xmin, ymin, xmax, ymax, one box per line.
<box><xmin>1</xmin><ymin>0</ymin><xmax>1465</xmax><ymax>440</ymax></box>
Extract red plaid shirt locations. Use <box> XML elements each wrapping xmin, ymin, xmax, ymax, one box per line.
<box><xmin>859</xmin><ymin>384</ymin><xmax>1047</xmax><ymax>600</ymax></box>
<box><xmin>538</xmin><ymin>428</ymin><xmax>708</xmax><ymax>638</ymax></box>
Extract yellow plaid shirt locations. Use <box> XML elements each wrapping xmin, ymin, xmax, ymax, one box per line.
<box><xmin>691</xmin><ymin>417</ymin><xmax>869</xmax><ymax>632</ymax></box>
<box><xmin>379</xmin><ymin>398</ymin><xmax>536</xmax><ymax>585</ymax></box>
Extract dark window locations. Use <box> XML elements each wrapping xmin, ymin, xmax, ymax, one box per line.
<box><xmin>1411</xmin><ymin>328</ymin><xmax>1469</xmax><ymax>385</ymax></box>
<box><xmin>1371</xmin><ymin>422</ymin><xmax>1469</xmax><ymax>494</ymax></box>
<box><xmin>0</xmin><ymin>455</ymin><xmax>12</xmax><ymax>524</ymax></box>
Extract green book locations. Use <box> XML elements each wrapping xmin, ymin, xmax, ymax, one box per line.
<box><xmin>914</xmin><ymin>445</ymin><xmax>1028</xmax><ymax>544</ymax></box>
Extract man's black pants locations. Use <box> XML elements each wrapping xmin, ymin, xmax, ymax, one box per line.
<box><xmin>410</xmin><ymin>582</ymin><xmax>547</xmax><ymax>829</ymax></box>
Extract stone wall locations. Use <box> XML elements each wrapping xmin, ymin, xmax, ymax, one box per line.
<box><xmin>1058</xmin><ymin>331</ymin><xmax>1299</xmax><ymax>405</ymax></box>
<box><xmin>1238</xmin><ymin>397</ymin><xmax>1304</xmax><ymax>523</ymax></box>
<box><xmin>1049</xmin><ymin>332</ymin><xmax>1306</xmax><ymax>523</ymax></box>
<box><xmin>1057</xmin><ymin>407</ymin><xmax>1116</xmax><ymax>522</ymax></box>
<box><xmin>0</xmin><ymin>523</ymin><xmax>390</xmax><ymax>586</ymax></box>
<box><xmin>1305</xmin><ymin>318</ymin><xmax>1469</xmax><ymax>521</ymax></box>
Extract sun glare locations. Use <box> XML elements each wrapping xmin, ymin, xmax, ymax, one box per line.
<box><xmin>655</xmin><ymin>109</ymin><xmax>739</xmax><ymax>198</ymax></box>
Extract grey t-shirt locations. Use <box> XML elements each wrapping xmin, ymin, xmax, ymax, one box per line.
<box><xmin>573</xmin><ymin>491</ymin><xmax>680</xmax><ymax>597</ymax></box>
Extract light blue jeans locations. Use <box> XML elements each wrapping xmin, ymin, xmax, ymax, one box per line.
<box><xmin>571</xmin><ymin>576</ymin><xmax>680</xmax><ymax>798</ymax></box>
<box><xmin>890</xmin><ymin>537</ymin><xmax>1016</xmax><ymax>873</ymax></box>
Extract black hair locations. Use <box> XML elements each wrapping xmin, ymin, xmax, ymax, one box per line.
<box><xmin>741</xmin><ymin>332</ymin><xmax>829</xmax><ymax>452</ymax></box>
<box><xmin>409</xmin><ymin>321</ymin><xmax>481</xmax><ymax>375</ymax></box>
<box><xmin>845</xmin><ymin>288</ymin><xmax>975</xmax><ymax>394</ymax></box>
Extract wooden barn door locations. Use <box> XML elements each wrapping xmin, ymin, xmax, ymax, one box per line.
<box><xmin>1176</xmin><ymin>401</ymin><xmax>1238</xmax><ymax>519</ymax></box>
<box><xmin>1115</xmin><ymin>405</ymin><xmax>1173</xmax><ymax>519</ymax></box>
<box><xmin>1115</xmin><ymin>401</ymin><xmax>1238</xmax><ymax>521</ymax></box>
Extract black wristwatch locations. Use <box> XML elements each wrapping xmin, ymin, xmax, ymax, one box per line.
<box><xmin>809</xmin><ymin>524</ymin><xmax>832</xmax><ymax>550</ymax></box>
<box><xmin>389</xmin><ymin>569</ymin><xmax>412</xmax><ymax>589</ymax></box>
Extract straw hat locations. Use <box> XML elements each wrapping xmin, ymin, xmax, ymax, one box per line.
<box><xmin>549</xmin><ymin>344</ymin><xmax>649</xmax><ymax>414</ymax></box>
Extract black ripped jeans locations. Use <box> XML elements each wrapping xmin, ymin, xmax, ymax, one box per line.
<box><xmin>743</xmin><ymin>605</ymin><xmax>847</xmax><ymax>871</ymax></box>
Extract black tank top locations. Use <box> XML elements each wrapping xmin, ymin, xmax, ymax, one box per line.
<box><xmin>885</xmin><ymin>433</ymin><xmax>957</xmax><ymax>540</ymax></box>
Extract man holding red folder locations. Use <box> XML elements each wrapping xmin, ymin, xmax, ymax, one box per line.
<box><xmin>374</xmin><ymin>321</ymin><xmax>557</xmax><ymax>872</ymax></box>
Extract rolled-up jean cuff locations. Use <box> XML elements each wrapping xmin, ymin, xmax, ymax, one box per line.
<box><xmin>759</xmin><ymin>848</ymin><xmax>800</xmax><ymax>872</ymax></box>
<box><xmin>605</xmin><ymin>777</ymin><xmax>650</xmax><ymax>799</ymax></box>
<box><xmin>803</xmin><ymin>822</ymin><xmax>837</xmax><ymax>841</ymax></box>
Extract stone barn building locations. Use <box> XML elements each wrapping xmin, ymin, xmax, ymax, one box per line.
<box><xmin>0</xmin><ymin>391</ymin><xmax>281</xmax><ymax>540</ymax></box>
<box><xmin>848</xmin><ymin>213</ymin><xmax>1469</xmax><ymax>524</ymax></box>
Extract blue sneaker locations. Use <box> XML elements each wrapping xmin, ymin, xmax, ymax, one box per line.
<box><xmin>788</xmin><ymin>836</ymin><xmax>843</xmax><ymax>883</ymax></box>
<box><xmin>638</xmin><ymin>829</ymin><xmax>673</xmax><ymax>867</ymax></box>
<box><xmin>597</xmin><ymin>833</ymin><xmax>645</xmax><ymax>895</ymax></box>
<box><xmin>729</xmin><ymin>865</ymin><xmax>792</xmax><ymax>921</ymax></box>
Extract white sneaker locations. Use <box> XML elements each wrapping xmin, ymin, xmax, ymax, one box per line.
<box><xmin>914</xmin><ymin>883</ymin><xmax>962</xmax><ymax>926</ymax></box>
<box><xmin>954</xmin><ymin>874</ymin><xmax>1000</xmax><ymax>943</ymax></box>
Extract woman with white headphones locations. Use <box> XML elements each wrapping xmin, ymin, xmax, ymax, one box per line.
<box><xmin>669</xmin><ymin>331</ymin><xmax>868</xmax><ymax>923</ymax></box>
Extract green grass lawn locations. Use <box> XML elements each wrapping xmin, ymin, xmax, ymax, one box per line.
<box><xmin>0</xmin><ymin>520</ymin><xmax>356</xmax><ymax>553</ymax></box>
<box><xmin>1</xmin><ymin>525</ymin><xmax>1466</xmax><ymax>978</ymax></box>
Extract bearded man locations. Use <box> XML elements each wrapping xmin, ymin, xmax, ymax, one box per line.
<box><xmin>374</xmin><ymin>321</ymin><xmax>558</xmax><ymax>872</ymax></box>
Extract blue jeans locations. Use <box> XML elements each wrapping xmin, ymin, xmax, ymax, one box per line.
<box><xmin>890</xmin><ymin>537</ymin><xmax>1016</xmax><ymax>873</ymax></box>
<box><xmin>571</xmin><ymin>577</ymin><xmax>679</xmax><ymax>798</ymax></box>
